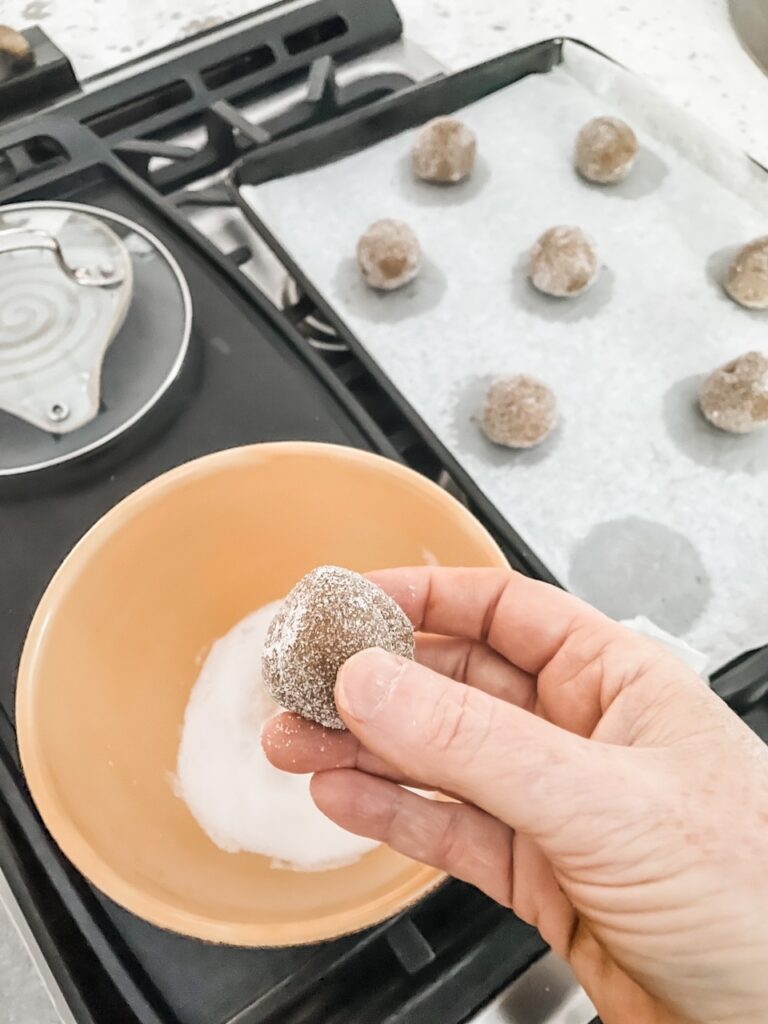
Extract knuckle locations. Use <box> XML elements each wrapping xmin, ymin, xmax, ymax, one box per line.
<box><xmin>423</xmin><ymin>686</ymin><xmax>493</xmax><ymax>761</ymax></box>
<box><xmin>436</xmin><ymin>806</ymin><xmax>467</xmax><ymax>869</ymax></box>
<box><xmin>423</xmin><ymin>685</ymin><xmax>471</xmax><ymax>753</ymax></box>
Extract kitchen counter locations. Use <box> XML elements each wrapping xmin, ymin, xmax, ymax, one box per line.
<box><xmin>1</xmin><ymin>0</ymin><xmax>768</xmax><ymax>1020</ymax></box>
<box><xmin>3</xmin><ymin>0</ymin><xmax>768</xmax><ymax>167</ymax></box>
<box><xmin>0</xmin><ymin>871</ymin><xmax>67</xmax><ymax>1024</ymax></box>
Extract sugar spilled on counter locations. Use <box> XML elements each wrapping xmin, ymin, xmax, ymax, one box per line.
<box><xmin>175</xmin><ymin>600</ymin><xmax>379</xmax><ymax>871</ymax></box>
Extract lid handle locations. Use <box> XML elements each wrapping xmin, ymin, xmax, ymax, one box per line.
<box><xmin>0</xmin><ymin>226</ymin><xmax>125</xmax><ymax>288</ymax></box>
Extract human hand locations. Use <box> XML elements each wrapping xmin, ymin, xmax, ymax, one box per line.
<box><xmin>262</xmin><ymin>568</ymin><xmax>768</xmax><ymax>1024</ymax></box>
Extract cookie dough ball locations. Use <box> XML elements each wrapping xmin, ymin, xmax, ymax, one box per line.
<box><xmin>262</xmin><ymin>566</ymin><xmax>415</xmax><ymax>729</ymax></box>
<box><xmin>699</xmin><ymin>351</ymin><xmax>768</xmax><ymax>434</ymax></box>
<box><xmin>481</xmin><ymin>375</ymin><xmax>557</xmax><ymax>449</ymax></box>
<box><xmin>575</xmin><ymin>116</ymin><xmax>638</xmax><ymax>184</ymax></box>
<box><xmin>529</xmin><ymin>226</ymin><xmax>599</xmax><ymax>298</ymax></box>
<box><xmin>357</xmin><ymin>218</ymin><xmax>421</xmax><ymax>291</ymax></box>
<box><xmin>724</xmin><ymin>236</ymin><xmax>768</xmax><ymax>310</ymax></box>
<box><xmin>0</xmin><ymin>26</ymin><xmax>34</xmax><ymax>67</ymax></box>
<box><xmin>412</xmin><ymin>116</ymin><xmax>477</xmax><ymax>184</ymax></box>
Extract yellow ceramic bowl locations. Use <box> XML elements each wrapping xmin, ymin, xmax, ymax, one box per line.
<box><xmin>17</xmin><ymin>443</ymin><xmax>507</xmax><ymax>946</ymax></box>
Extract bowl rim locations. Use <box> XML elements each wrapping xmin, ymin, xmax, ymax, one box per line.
<box><xmin>16</xmin><ymin>441</ymin><xmax>508</xmax><ymax>946</ymax></box>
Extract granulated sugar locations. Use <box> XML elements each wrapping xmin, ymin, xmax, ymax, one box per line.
<box><xmin>175</xmin><ymin>600</ymin><xmax>379</xmax><ymax>871</ymax></box>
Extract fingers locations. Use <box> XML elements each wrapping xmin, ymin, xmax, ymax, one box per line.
<box><xmin>568</xmin><ymin>924</ymin><xmax>682</xmax><ymax>1024</ymax></box>
<box><xmin>263</xmin><ymin>636</ymin><xmax>536</xmax><ymax>777</ymax></box>
<box><xmin>310</xmin><ymin>769</ymin><xmax>515</xmax><ymax>907</ymax></box>
<box><xmin>416</xmin><ymin>634</ymin><xmax>536</xmax><ymax>708</ymax></box>
<box><xmin>262</xmin><ymin>713</ymin><xmax>418</xmax><ymax>786</ymax></box>
<box><xmin>511</xmin><ymin>833</ymin><xmax>577</xmax><ymax>958</ymax></box>
<box><xmin>368</xmin><ymin>567</ymin><xmax>621</xmax><ymax>675</ymax></box>
<box><xmin>371</xmin><ymin>567</ymin><xmax>665</xmax><ymax>739</ymax></box>
<box><xmin>335</xmin><ymin>647</ymin><xmax>637</xmax><ymax>843</ymax></box>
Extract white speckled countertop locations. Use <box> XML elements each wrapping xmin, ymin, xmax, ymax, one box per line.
<box><xmin>1</xmin><ymin>0</ymin><xmax>767</xmax><ymax>1020</ymax></box>
<box><xmin>4</xmin><ymin>0</ymin><xmax>768</xmax><ymax>166</ymax></box>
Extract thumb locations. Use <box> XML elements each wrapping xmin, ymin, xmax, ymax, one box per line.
<box><xmin>336</xmin><ymin>648</ymin><xmax>648</xmax><ymax>844</ymax></box>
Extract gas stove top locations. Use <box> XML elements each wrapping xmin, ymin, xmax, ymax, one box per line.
<box><xmin>1</xmin><ymin>4</ymin><xmax>766</xmax><ymax>1024</ymax></box>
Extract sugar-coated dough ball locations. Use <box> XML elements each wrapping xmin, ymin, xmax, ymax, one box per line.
<box><xmin>699</xmin><ymin>351</ymin><xmax>768</xmax><ymax>434</ymax></box>
<box><xmin>357</xmin><ymin>218</ymin><xmax>421</xmax><ymax>291</ymax></box>
<box><xmin>262</xmin><ymin>566</ymin><xmax>415</xmax><ymax>730</ymax></box>
<box><xmin>575</xmin><ymin>116</ymin><xmax>638</xmax><ymax>184</ymax></box>
<box><xmin>529</xmin><ymin>226</ymin><xmax>599</xmax><ymax>298</ymax></box>
<box><xmin>481</xmin><ymin>375</ymin><xmax>557</xmax><ymax>449</ymax></box>
<box><xmin>724</xmin><ymin>236</ymin><xmax>768</xmax><ymax>310</ymax></box>
<box><xmin>412</xmin><ymin>116</ymin><xmax>477</xmax><ymax>184</ymax></box>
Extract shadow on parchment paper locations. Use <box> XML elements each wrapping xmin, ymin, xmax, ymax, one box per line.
<box><xmin>574</xmin><ymin>145</ymin><xmax>669</xmax><ymax>200</ymax></box>
<box><xmin>663</xmin><ymin>375</ymin><xmax>768</xmax><ymax>474</ymax></box>
<box><xmin>394</xmin><ymin>153</ymin><xmax>492</xmax><ymax>207</ymax></box>
<box><xmin>568</xmin><ymin>516</ymin><xmax>711</xmax><ymax>634</ymax></box>
<box><xmin>448</xmin><ymin>374</ymin><xmax>561</xmax><ymax>468</ymax></box>
<box><xmin>511</xmin><ymin>252</ymin><xmax>615</xmax><ymax>322</ymax></box>
<box><xmin>705</xmin><ymin>246</ymin><xmax>768</xmax><ymax>320</ymax></box>
<box><xmin>332</xmin><ymin>256</ymin><xmax>447</xmax><ymax>324</ymax></box>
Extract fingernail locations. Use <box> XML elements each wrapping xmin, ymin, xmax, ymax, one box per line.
<box><xmin>336</xmin><ymin>648</ymin><xmax>405</xmax><ymax>722</ymax></box>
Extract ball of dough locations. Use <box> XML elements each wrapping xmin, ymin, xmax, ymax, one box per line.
<box><xmin>357</xmin><ymin>219</ymin><xmax>421</xmax><ymax>291</ymax></box>
<box><xmin>529</xmin><ymin>226</ymin><xmax>599</xmax><ymax>298</ymax></box>
<box><xmin>699</xmin><ymin>351</ymin><xmax>768</xmax><ymax>434</ymax></box>
<box><xmin>0</xmin><ymin>25</ymin><xmax>34</xmax><ymax>65</ymax></box>
<box><xmin>575</xmin><ymin>116</ymin><xmax>638</xmax><ymax>184</ymax></box>
<box><xmin>412</xmin><ymin>116</ymin><xmax>477</xmax><ymax>184</ymax></box>
<box><xmin>262</xmin><ymin>566</ymin><xmax>415</xmax><ymax>730</ymax></box>
<box><xmin>481</xmin><ymin>375</ymin><xmax>557</xmax><ymax>449</ymax></box>
<box><xmin>724</xmin><ymin>236</ymin><xmax>768</xmax><ymax>310</ymax></box>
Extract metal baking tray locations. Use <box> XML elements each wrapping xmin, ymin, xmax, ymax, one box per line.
<box><xmin>228</xmin><ymin>37</ymin><xmax>768</xmax><ymax>687</ymax></box>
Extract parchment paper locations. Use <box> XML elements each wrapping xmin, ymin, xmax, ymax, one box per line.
<box><xmin>246</xmin><ymin>43</ymin><xmax>768</xmax><ymax>670</ymax></box>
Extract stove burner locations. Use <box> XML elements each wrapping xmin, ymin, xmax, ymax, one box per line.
<box><xmin>0</xmin><ymin>202</ymin><xmax>191</xmax><ymax>479</ymax></box>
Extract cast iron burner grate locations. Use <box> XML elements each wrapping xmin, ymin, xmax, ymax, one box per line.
<box><xmin>113</xmin><ymin>55</ymin><xmax>416</xmax><ymax>194</ymax></box>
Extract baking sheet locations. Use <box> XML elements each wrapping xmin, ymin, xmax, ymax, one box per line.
<box><xmin>246</xmin><ymin>42</ymin><xmax>768</xmax><ymax>670</ymax></box>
